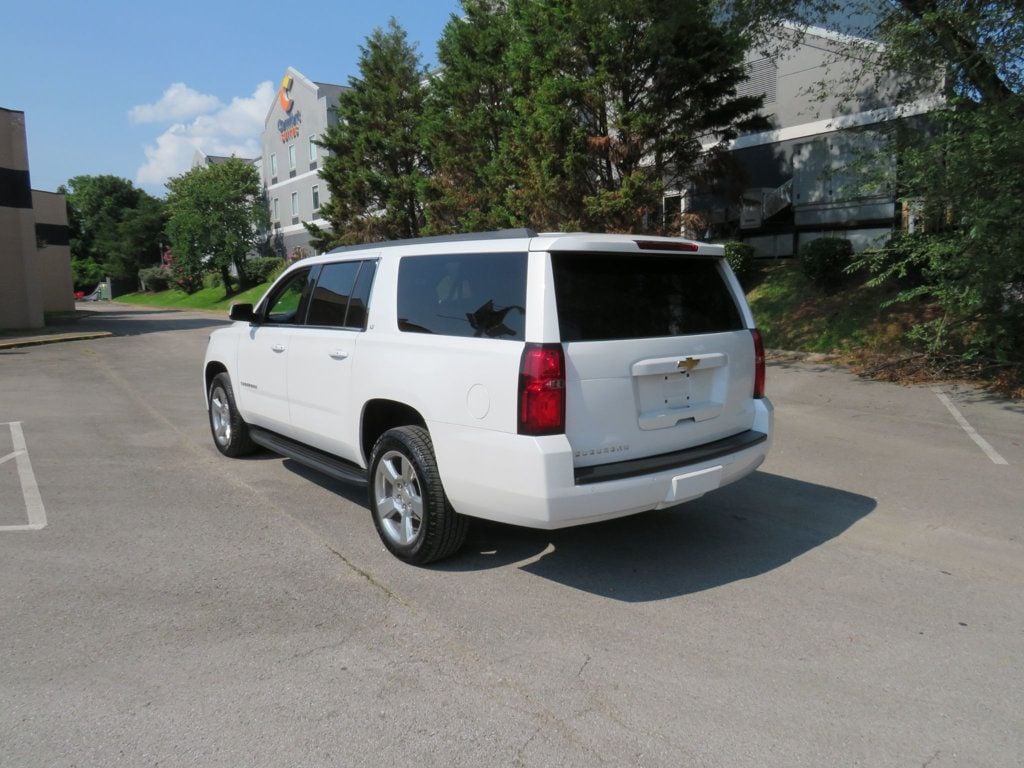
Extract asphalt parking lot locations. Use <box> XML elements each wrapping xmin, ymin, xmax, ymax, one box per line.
<box><xmin>1</xmin><ymin>303</ymin><xmax>1022</xmax><ymax>767</ymax></box>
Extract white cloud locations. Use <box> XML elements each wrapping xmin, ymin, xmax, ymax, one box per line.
<box><xmin>135</xmin><ymin>81</ymin><xmax>275</xmax><ymax>188</ymax></box>
<box><xmin>129</xmin><ymin>83</ymin><xmax>223</xmax><ymax>124</ymax></box>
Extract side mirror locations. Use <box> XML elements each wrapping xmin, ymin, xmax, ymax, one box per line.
<box><xmin>229</xmin><ymin>303</ymin><xmax>256</xmax><ymax>323</ymax></box>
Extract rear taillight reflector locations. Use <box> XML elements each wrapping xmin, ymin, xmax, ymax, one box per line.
<box><xmin>751</xmin><ymin>329</ymin><xmax>766</xmax><ymax>398</ymax></box>
<box><xmin>518</xmin><ymin>343</ymin><xmax>566</xmax><ymax>435</ymax></box>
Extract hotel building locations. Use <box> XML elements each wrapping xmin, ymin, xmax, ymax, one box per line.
<box><xmin>259</xmin><ymin>68</ymin><xmax>348</xmax><ymax>257</ymax></box>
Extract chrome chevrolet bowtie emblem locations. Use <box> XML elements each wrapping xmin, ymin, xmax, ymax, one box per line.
<box><xmin>677</xmin><ymin>357</ymin><xmax>699</xmax><ymax>371</ymax></box>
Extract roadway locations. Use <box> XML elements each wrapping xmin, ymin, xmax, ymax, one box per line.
<box><xmin>1</xmin><ymin>302</ymin><xmax>1021</xmax><ymax>767</ymax></box>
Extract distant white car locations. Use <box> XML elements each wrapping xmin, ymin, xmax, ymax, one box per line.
<box><xmin>204</xmin><ymin>230</ymin><xmax>772</xmax><ymax>563</ymax></box>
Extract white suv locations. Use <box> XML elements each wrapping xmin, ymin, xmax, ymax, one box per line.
<box><xmin>204</xmin><ymin>230</ymin><xmax>772</xmax><ymax>563</ymax></box>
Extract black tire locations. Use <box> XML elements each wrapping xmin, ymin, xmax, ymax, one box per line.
<box><xmin>208</xmin><ymin>372</ymin><xmax>257</xmax><ymax>457</ymax></box>
<box><xmin>368</xmin><ymin>426</ymin><xmax>468</xmax><ymax>565</ymax></box>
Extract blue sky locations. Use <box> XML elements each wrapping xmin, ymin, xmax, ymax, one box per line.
<box><xmin>0</xmin><ymin>0</ymin><xmax>461</xmax><ymax>196</ymax></box>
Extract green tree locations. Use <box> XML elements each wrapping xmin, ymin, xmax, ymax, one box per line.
<box><xmin>727</xmin><ymin>0</ymin><xmax>1023</xmax><ymax>375</ymax></box>
<box><xmin>821</xmin><ymin>1</ymin><xmax>1023</xmax><ymax>370</ymax></box>
<box><xmin>422</xmin><ymin>0</ymin><xmax>519</xmax><ymax>233</ymax></box>
<box><xmin>860</xmin><ymin>100</ymin><xmax>1024</xmax><ymax>369</ymax></box>
<box><xmin>165</xmin><ymin>158</ymin><xmax>268</xmax><ymax>294</ymax></box>
<box><xmin>115</xmin><ymin>195</ymin><xmax>167</xmax><ymax>278</ymax></box>
<box><xmin>876</xmin><ymin>0</ymin><xmax>1021</xmax><ymax>102</ymax></box>
<box><xmin>311</xmin><ymin>19</ymin><xmax>430</xmax><ymax>249</ymax></box>
<box><xmin>548</xmin><ymin>0</ymin><xmax>765</xmax><ymax>231</ymax></box>
<box><xmin>61</xmin><ymin>175</ymin><xmax>166</xmax><ymax>289</ymax></box>
<box><xmin>426</xmin><ymin>0</ymin><xmax>766</xmax><ymax>233</ymax></box>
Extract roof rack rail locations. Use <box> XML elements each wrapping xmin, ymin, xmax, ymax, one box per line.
<box><xmin>326</xmin><ymin>228</ymin><xmax>538</xmax><ymax>255</ymax></box>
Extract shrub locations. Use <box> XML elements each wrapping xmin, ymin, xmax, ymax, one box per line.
<box><xmin>138</xmin><ymin>267</ymin><xmax>172</xmax><ymax>292</ymax></box>
<box><xmin>724</xmin><ymin>242</ymin><xmax>755</xmax><ymax>286</ymax></box>
<box><xmin>169</xmin><ymin>262</ymin><xmax>203</xmax><ymax>294</ymax></box>
<box><xmin>247</xmin><ymin>256</ymin><xmax>286</xmax><ymax>284</ymax></box>
<box><xmin>798</xmin><ymin>237</ymin><xmax>853</xmax><ymax>291</ymax></box>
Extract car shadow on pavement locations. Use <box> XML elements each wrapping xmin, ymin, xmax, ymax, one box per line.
<box><xmin>274</xmin><ymin>457</ymin><xmax>875</xmax><ymax>601</ymax></box>
<box><xmin>280</xmin><ymin>458</ymin><xmax>369</xmax><ymax>507</ymax></box>
<box><xmin>47</xmin><ymin>306</ymin><xmax>232</xmax><ymax>337</ymax></box>
<box><xmin>83</xmin><ymin>315</ymin><xmax>230</xmax><ymax>336</ymax></box>
<box><xmin>442</xmin><ymin>472</ymin><xmax>876</xmax><ymax>602</ymax></box>
<box><xmin>57</xmin><ymin>308</ymin><xmax>187</xmax><ymax>319</ymax></box>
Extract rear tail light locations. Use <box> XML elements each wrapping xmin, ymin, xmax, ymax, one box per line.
<box><xmin>518</xmin><ymin>343</ymin><xmax>566</xmax><ymax>435</ymax></box>
<box><xmin>751</xmin><ymin>328</ymin><xmax>766</xmax><ymax>398</ymax></box>
<box><xmin>633</xmin><ymin>239</ymin><xmax>699</xmax><ymax>252</ymax></box>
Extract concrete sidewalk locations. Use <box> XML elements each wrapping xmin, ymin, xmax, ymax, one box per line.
<box><xmin>0</xmin><ymin>329</ymin><xmax>114</xmax><ymax>349</ymax></box>
<box><xmin>0</xmin><ymin>307</ymin><xmax>112</xmax><ymax>349</ymax></box>
<box><xmin>0</xmin><ymin>302</ymin><xmax>229</xmax><ymax>350</ymax></box>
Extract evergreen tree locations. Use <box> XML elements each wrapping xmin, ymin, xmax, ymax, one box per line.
<box><xmin>503</xmin><ymin>0</ymin><xmax>767</xmax><ymax>232</ymax></box>
<box><xmin>423</xmin><ymin>1</ymin><xmax>519</xmax><ymax>233</ymax></box>
<box><xmin>425</xmin><ymin>0</ymin><xmax>765</xmax><ymax>233</ymax></box>
<box><xmin>311</xmin><ymin>19</ymin><xmax>430</xmax><ymax>249</ymax></box>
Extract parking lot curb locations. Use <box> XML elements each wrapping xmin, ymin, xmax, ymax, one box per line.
<box><xmin>0</xmin><ymin>331</ymin><xmax>113</xmax><ymax>350</ymax></box>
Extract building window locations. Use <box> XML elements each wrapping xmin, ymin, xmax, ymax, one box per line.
<box><xmin>309</xmin><ymin>136</ymin><xmax>317</xmax><ymax>162</ymax></box>
<box><xmin>291</xmin><ymin>192</ymin><xmax>299</xmax><ymax>217</ymax></box>
<box><xmin>312</xmin><ymin>185</ymin><xmax>320</xmax><ymax>211</ymax></box>
<box><xmin>270</xmin><ymin>153</ymin><xmax>278</xmax><ymax>178</ymax></box>
<box><xmin>272</xmin><ymin>197</ymin><xmax>279</xmax><ymax>221</ymax></box>
<box><xmin>288</xmin><ymin>144</ymin><xmax>296</xmax><ymax>170</ymax></box>
<box><xmin>663</xmin><ymin>194</ymin><xmax>682</xmax><ymax>232</ymax></box>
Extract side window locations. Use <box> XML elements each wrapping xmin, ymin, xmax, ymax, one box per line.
<box><xmin>264</xmin><ymin>269</ymin><xmax>313</xmax><ymax>325</ymax></box>
<box><xmin>397</xmin><ymin>253</ymin><xmax>527</xmax><ymax>340</ymax></box>
<box><xmin>345</xmin><ymin>260</ymin><xmax>377</xmax><ymax>330</ymax></box>
<box><xmin>307</xmin><ymin>261</ymin><xmax>361</xmax><ymax>328</ymax></box>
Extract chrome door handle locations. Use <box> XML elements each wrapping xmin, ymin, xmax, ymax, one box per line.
<box><xmin>272</xmin><ymin>344</ymin><xmax>286</xmax><ymax>353</ymax></box>
<box><xmin>329</xmin><ymin>350</ymin><xmax>349</xmax><ymax>360</ymax></box>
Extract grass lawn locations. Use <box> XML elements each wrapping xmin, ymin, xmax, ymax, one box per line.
<box><xmin>746</xmin><ymin>261</ymin><xmax>919</xmax><ymax>356</ymax></box>
<box><xmin>115</xmin><ymin>282</ymin><xmax>272</xmax><ymax>313</ymax></box>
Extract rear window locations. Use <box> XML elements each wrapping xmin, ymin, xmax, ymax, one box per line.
<box><xmin>397</xmin><ymin>252</ymin><xmax>527</xmax><ymax>340</ymax></box>
<box><xmin>552</xmin><ymin>253</ymin><xmax>744</xmax><ymax>342</ymax></box>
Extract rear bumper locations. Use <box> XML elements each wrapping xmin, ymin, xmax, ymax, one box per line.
<box><xmin>430</xmin><ymin>398</ymin><xmax>773</xmax><ymax>529</ymax></box>
<box><xmin>574</xmin><ymin>429</ymin><xmax>767</xmax><ymax>485</ymax></box>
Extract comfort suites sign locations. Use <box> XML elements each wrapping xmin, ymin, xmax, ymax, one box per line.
<box><xmin>276</xmin><ymin>75</ymin><xmax>301</xmax><ymax>143</ymax></box>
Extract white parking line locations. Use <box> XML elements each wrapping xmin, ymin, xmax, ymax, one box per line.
<box><xmin>0</xmin><ymin>422</ymin><xmax>47</xmax><ymax>531</ymax></box>
<box><xmin>0</xmin><ymin>450</ymin><xmax>25</xmax><ymax>466</ymax></box>
<box><xmin>932</xmin><ymin>387</ymin><xmax>1009</xmax><ymax>465</ymax></box>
